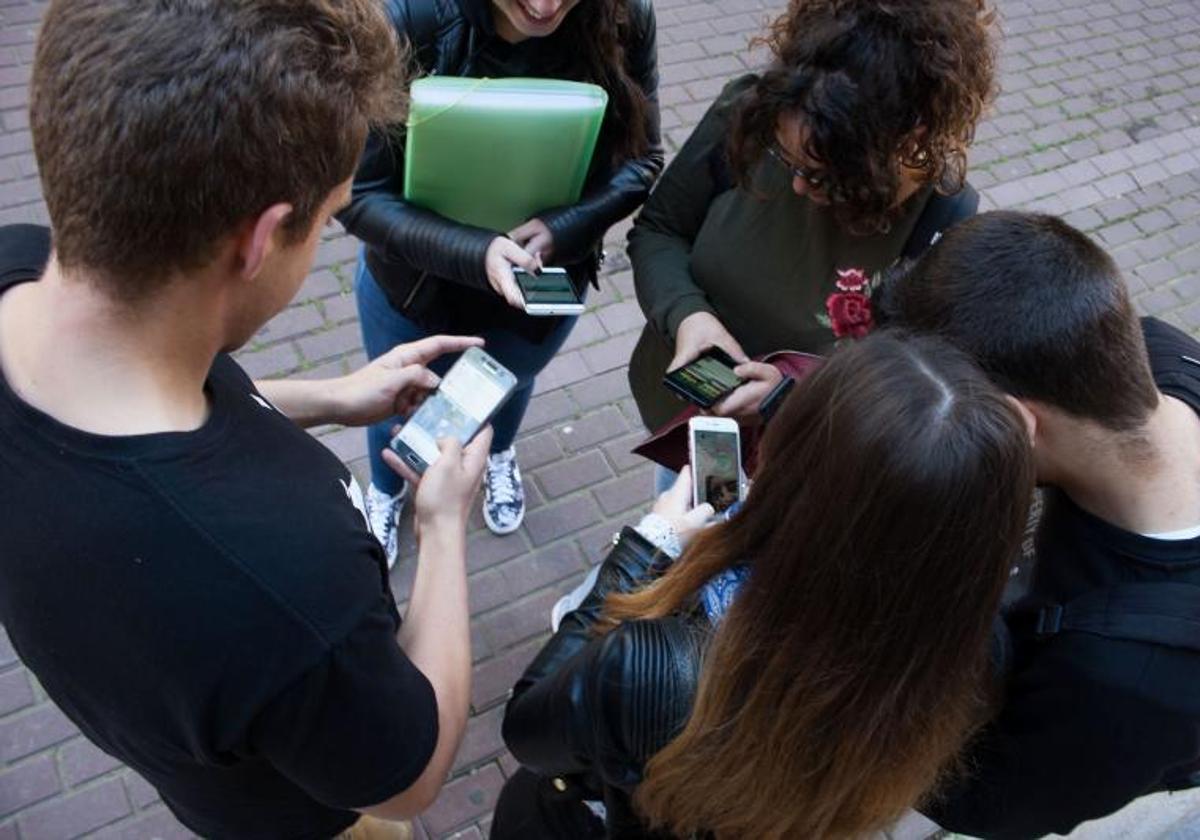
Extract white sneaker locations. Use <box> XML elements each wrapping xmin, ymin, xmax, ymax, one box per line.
<box><xmin>364</xmin><ymin>482</ymin><xmax>407</xmax><ymax>569</ymax></box>
<box><xmin>550</xmin><ymin>565</ymin><xmax>602</xmax><ymax>632</ymax></box>
<box><xmin>482</xmin><ymin>448</ymin><xmax>525</xmax><ymax>536</ymax></box>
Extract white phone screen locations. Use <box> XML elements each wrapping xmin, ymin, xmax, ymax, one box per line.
<box><xmin>397</xmin><ymin>359</ymin><xmax>508</xmax><ymax>465</ymax></box>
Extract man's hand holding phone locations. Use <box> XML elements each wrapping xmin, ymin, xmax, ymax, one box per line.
<box><xmin>385</xmin><ymin>429</ymin><xmax>493</xmax><ymax>538</ymax></box>
<box><xmin>330</xmin><ymin>335</ymin><xmax>485</xmax><ymax>427</ymax></box>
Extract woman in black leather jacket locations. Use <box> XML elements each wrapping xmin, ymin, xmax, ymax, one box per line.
<box><xmin>338</xmin><ymin>0</ymin><xmax>662</xmax><ymax>556</ymax></box>
<box><xmin>496</xmin><ymin>331</ymin><xmax>1037</xmax><ymax>839</ymax></box>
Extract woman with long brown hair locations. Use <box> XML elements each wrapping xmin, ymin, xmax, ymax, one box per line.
<box><xmin>340</xmin><ymin>0</ymin><xmax>662</xmax><ymax>558</ymax></box>
<box><xmin>493</xmin><ymin>331</ymin><xmax>1035</xmax><ymax>839</ymax></box>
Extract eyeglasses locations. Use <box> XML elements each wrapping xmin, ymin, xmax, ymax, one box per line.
<box><xmin>766</xmin><ymin>144</ymin><xmax>827</xmax><ymax>191</ymax></box>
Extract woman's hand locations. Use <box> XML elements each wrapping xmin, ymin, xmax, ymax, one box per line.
<box><xmin>485</xmin><ymin>237</ymin><xmax>542</xmax><ymax>310</ymax></box>
<box><xmin>669</xmin><ymin>311</ymin><xmax>748</xmax><ymax>373</ymax></box>
<box><xmin>712</xmin><ymin>361</ymin><xmax>783</xmax><ymax>422</ymax></box>
<box><xmin>651</xmin><ymin>469</ymin><xmax>714</xmax><ymax>552</ymax></box>
<box><xmin>509</xmin><ymin>218</ymin><xmax>554</xmax><ymax>263</ymax></box>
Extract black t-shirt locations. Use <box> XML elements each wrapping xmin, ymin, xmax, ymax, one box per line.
<box><xmin>0</xmin><ymin>228</ymin><xmax>438</xmax><ymax>839</ymax></box>
<box><xmin>927</xmin><ymin>317</ymin><xmax>1200</xmax><ymax>839</ymax></box>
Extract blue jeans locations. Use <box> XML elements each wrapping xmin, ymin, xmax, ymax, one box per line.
<box><xmin>356</xmin><ymin>257</ymin><xmax>578</xmax><ymax>495</ymax></box>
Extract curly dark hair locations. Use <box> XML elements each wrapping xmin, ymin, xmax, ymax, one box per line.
<box><xmin>729</xmin><ymin>0</ymin><xmax>998</xmax><ymax>234</ymax></box>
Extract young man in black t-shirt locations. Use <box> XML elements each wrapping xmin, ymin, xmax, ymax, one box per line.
<box><xmin>883</xmin><ymin>210</ymin><xmax>1200</xmax><ymax>838</ymax></box>
<box><xmin>0</xmin><ymin>4</ymin><xmax>490</xmax><ymax>838</ymax></box>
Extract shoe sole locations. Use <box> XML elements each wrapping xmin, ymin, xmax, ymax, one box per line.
<box><xmin>482</xmin><ymin>502</ymin><xmax>525</xmax><ymax>536</ymax></box>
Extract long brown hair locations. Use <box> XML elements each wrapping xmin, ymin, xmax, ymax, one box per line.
<box><xmin>605</xmin><ymin>332</ymin><xmax>1035</xmax><ymax>839</ymax></box>
<box><xmin>729</xmin><ymin>0</ymin><xmax>997</xmax><ymax>234</ymax></box>
<box><xmin>558</xmin><ymin>0</ymin><xmax>651</xmax><ymax>162</ymax></box>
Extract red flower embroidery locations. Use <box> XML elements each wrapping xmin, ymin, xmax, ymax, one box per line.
<box><xmin>835</xmin><ymin>268</ymin><xmax>868</xmax><ymax>292</ymax></box>
<box><xmin>825</xmin><ymin>291</ymin><xmax>874</xmax><ymax>339</ymax></box>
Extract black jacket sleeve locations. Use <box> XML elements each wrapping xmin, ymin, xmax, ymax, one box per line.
<box><xmin>626</xmin><ymin>75</ymin><xmax>753</xmax><ymax>341</ymax></box>
<box><xmin>538</xmin><ymin>0</ymin><xmax>665</xmax><ymax>265</ymax></box>
<box><xmin>502</xmin><ymin>528</ymin><xmax>699</xmax><ymax>790</ymax></box>
<box><xmin>338</xmin><ymin>120</ymin><xmax>498</xmax><ymax>292</ymax></box>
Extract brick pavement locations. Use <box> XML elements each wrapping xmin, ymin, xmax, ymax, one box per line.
<box><xmin>2</xmin><ymin>0</ymin><xmax>1200</xmax><ymax>836</ymax></box>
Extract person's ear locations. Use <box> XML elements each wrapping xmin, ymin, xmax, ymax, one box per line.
<box><xmin>235</xmin><ymin>203</ymin><xmax>293</xmax><ymax>281</ymax></box>
<box><xmin>1005</xmin><ymin>395</ymin><xmax>1038</xmax><ymax>444</ymax></box>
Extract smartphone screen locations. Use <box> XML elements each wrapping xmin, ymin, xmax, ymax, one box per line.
<box><xmin>666</xmin><ymin>349</ymin><xmax>744</xmax><ymax>406</ymax></box>
<box><xmin>693</xmin><ymin>427</ymin><xmax>741</xmax><ymax>513</ymax></box>
<box><xmin>393</xmin><ymin>351</ymin><xmax>512</xmax><ymax>467</ymax></box>
<box><xmin>515</xmin><ymin>270</ymin><xmax>580</xmax><ymax>305</ymax></box>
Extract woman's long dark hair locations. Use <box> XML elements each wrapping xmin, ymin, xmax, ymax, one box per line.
<box><xmin>558</xmin><ymin>0</ymin><xmax>651</xmax><ymax>163</ymax></box>
<box><xmin>729</xmin><ymin>0</ymin><xmax>998</xmax><ymax>234</ymax></box>
<box><xmin>605</xmin><ymin>331</ymin><xmax>1035</xmax><ymax>839</ymax></box>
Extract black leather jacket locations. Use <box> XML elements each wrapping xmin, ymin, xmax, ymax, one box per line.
<box><xmin>338</xmin><ymin>0</ymin><xmax>663</xmax><ymax>333</ymax></box>
<box><xmin>503</xmin><ymin>528</ymin><xmax>706</xmax><ymax>837</ymax></box>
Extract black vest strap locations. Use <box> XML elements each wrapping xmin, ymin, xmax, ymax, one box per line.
<box><xmin>1020</xmin><ymin>582</ymin><xmax>1200</xmax><ymax>653</ymax></box>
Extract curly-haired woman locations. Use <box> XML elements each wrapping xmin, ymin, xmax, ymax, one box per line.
<box><xmin>339</xmin><ymin>0</ymin><xmax>663</xmax><ymax>557</ymax></box>
<box><xmin>627</xmin><ymin>0</ymin><xmax>996</xmax><ymax>441</ymax></box>
<box><xmin>493</xmin><ymin>332</ymin><xmax>1036</xmax><ymax>839</ymax></box>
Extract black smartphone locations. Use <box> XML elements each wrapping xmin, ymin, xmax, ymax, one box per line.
<box><xmin>513</xmin><ymin>267</ymin><xmax>585</xmax><ymax>316</ymax></box>
<box><xmin>663</xmin><ymin>347</ymin><xmax>745</xmax><ymax>408</ymax></box>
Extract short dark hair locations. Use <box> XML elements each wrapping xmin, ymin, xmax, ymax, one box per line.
<box><xmin>880</xmin><ymin>211</ymin><xmax>1159</xmax><ymax>431</ymax></box>
<box><xmin>729</xmin><ymin>0</ymin><xmax>998</xmax><ymax>234</ymax></box>
<box><xmin>31</xmin><ymin>0</ymin><xmax>406</xmax><ymax>303</ymax></box>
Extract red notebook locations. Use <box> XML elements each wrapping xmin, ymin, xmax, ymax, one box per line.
<box><xmin>632</xmin><ymin>350</ymin><xmax>824</xmax><ymax>476</ymax></box>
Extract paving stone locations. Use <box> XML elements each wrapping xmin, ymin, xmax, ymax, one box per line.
<box><xmin>523</xmin><ymin>494</ymin><xmax>604</xmax><ymax>547</ymax></box>
<box><xmin>470</xmin><ymin>638</ymin><xmax>543</xmax><ymax>711</ymax></box>
<box><xmin>592</xmin><ymin>464</ymin><xmax>657</xmax><ymax>517</ymax></box>
<box><xmin>0</xmin><ymin>755</ymin><xmax>60</xmax><ymax>816</ymax></box>
<box><xmin>58</xmin><ymin>737</ymin><xmax>123</xmax><ymax>788</ymax></box>
<box><xmin>17</xmin><ymin>778</ymin><xmax>131</xmax><ymax>840</ymax></box>
<box><xmin>534</xmin><ymin>450</ymin><xmax>614</xmax><ymax>498</ymax></box>
<box><xmin>123</xmin><ymin>772</ymin><xmax>161</xmax><ymax>811</ymax></box>
<box><xmin>422</xmin><ymin>765</ymin><xmax>505</xmax><ymax>837</ymax></box>
<box><xmin>555</xmin><ymin>406</ymin><xmax>630</xmax><ymax>453</ymax></box>
<box><xmin>88</xmin><ymin>806</ymin><xmax>191</xmax><ymax>840</ymax></box>
<box><xmin>0</xmin><ymin>704</ymin><xmax>77</xmax><ymax>763</ymax></box>
<box><xmin>0</xmin><ymin>670</ymin><xmax>34</xmax><ymax>717</ymax></box>
<box><xmin>453</xmin><ymin>706</ymin><xmax>506</xmax><ymax>775</ymax></box>
<box><xmin>567</xmin><ymin>367</ymin><xmax>632</xmax><ymax>411</ymax></box>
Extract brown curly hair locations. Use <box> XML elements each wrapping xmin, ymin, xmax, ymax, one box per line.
<box><xmin>729</xmin><ymin>0</ymin><xmax>998</xmax><ymax>234</ymax></box>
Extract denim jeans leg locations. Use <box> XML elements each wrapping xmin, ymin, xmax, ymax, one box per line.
<box><xmin>479</xmin><ymin>314</ymin><xmax>578</xmax><ymax>453</ymax></box>
<box><xmin>354</xmin><ymin>256</ymin><xmax>431</xmax><ymax>496</ymax></box>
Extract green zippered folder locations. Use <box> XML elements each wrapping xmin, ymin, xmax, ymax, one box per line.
<box><xmin>403</xmin><ymin>77</ymin><xmax>608</xmax><ymax>233</ymax></box>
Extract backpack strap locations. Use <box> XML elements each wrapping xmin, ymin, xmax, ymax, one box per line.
<box><xmin>901</xmin><ymin>184</ymin><xmax>979</xmax><ymax>260</ymax></box>
<box><xmin>1015</xmin><ymin>582</ymin><xmax>1200</xmax><ymax>653</ymax></box>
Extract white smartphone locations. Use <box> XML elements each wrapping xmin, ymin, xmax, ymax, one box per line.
<box><xmin>389</xmin><ymin>347</ymin><xmax>518</xmax><ymax>474</ymax></box>
<box><xmin>514</xmin><ymin>267</ymin><xmax>586</xmax><ymax>316</ymax></box>
<box><xmin>687</xmin><ymin>416</ymin><xmax>743</xmax><ymax>514</ymax></box>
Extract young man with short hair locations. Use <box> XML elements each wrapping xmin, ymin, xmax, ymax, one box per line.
<box><xmin>0</xmin><ymin>2</ymin><xmax>486</xmax><ymax>837</ymax></box>
<box><xmin>882</xmin><ymin>211</ymin><xmax>1200</xmax><ymax>838</ymax></box>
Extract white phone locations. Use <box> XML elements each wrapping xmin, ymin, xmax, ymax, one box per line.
<box><xmin>389</xmin><ymin>347</ymin><xmax>517</xmax><ymax>474</ymax></box>
<box><xmin>514</xmin><ymin>267</ymin><xmax>586</xmax><ymax>316</ymax></box>
<box><xmin>687</xmin><ymin>416</ymin><xmax>743</xmax><ymax>513</ymax></box>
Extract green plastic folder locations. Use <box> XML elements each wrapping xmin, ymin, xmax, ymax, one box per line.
<box><xmin>404</xmin><ymin>77</ymin><xmax>608</xmax><ymax>233</ymax></box>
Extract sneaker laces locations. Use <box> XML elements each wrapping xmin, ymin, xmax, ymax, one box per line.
<box><xmin>486</xmin><ymin>450</ymin><xmax>520</xmax><ymax>506</ymax></box>
<box><xmin>366</xmin><ymin>484</ymin><xmax>403</xmax><ymax>538</ymax></box>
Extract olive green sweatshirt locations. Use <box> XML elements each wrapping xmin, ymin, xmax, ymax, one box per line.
<box><xmin>627</xmin><ymin>75</ymin><xmax>932</xmax><ymax>429</ymax></box>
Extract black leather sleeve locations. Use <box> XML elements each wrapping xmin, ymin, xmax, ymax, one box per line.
<box><xmin>502</xmin><ymin>529</ymin><xmax>699</xmax><ymax>789</ymax></box>
<box><xmin>538</xmin><ymin>0</ymin><xmax>665</xmax><ymax>265</ymax></box>
<box><xmin>338</xmin><ymin>126</ymin><xmax>497</xmax><ymax>292</ymax></box>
